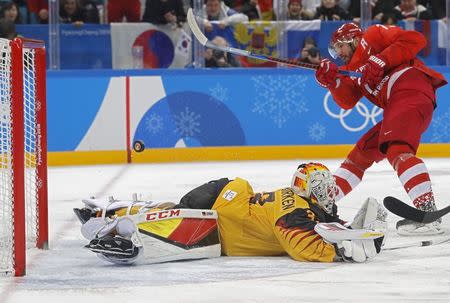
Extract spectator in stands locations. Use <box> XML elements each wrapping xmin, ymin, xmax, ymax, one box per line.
<box><xmin>107</xmin><ymin>0</ymin><xmax>140</xmax><ymax>23</ymax></box>
<box><xmin>296</xmin><ymin>36</ymin><xmax>320</xmax><ymax>64</ymax></box>
<box><xmin>79</xmin><ymin>0</ymin><xmax>100</xmax><ymax>23</ymax></box>
<box><xmin>60</xmin><ymin>0</ymin><xmax>99</xmax><ymax>24</ymax></box>
<box><xmin>142</xmin><ymin>0</ymin><xmax>186</xmax><ymax>26</ymax></box>
<box><xmin>302</xmin><ymin>0</ymin><xmax>321</xmax><ymax>17</ymax></box>
<box><xmin>203</xmin><ymin>0</ymin><xmax>248</xmax><ymax>32</ymax></box>
<box><xmin>0</xmin><ymin>18</ymin><xmax>18</xmax><ymax>39</ymax></box>
<box><xmin>348</xmin><ymin>0</ymin><xmax>397</xmax><ymax>23</ymax></box>
<box><xmin>394</xmin><ymin>0</ymin><xmax>432</xmax><ymax>20</ymax></box>
<box><xmin>205</xmin><ymin>36</ymin><xmax>241</xmax><ymax>67</ymax></box>
<box><xmin>287</xmin><ymin>0</ymin><xmax>313</xmax><ymax>20</ymax></box>
<box><xmin>419</xmin><ymin>0</ymin><xmax>445</xmax><ymax>19</ymax></box>
<box><xmin>28</xmin><ymin>0</ymin><xmax>48</xmax><ymax>24</ymax></box>
<box><xmin>233</xmin><ymin>0</ymin><xmax>260</xmax><ymax>21</ymax></box>
<box><xmin>60</xmin><ymin>0</ymin><xmax>84</xmax><ymax>24</ymax></box>
<box><xmin>314</xmin><ymin>0</ymin><xmax>349</xmax><ymax>21</ymax></box>
<box><xmin>380</xmin><ymin>10</ymin><xmax>398</xmax><ymax>25</ymax></box>
<box><xmin>1</xmin><ymin>2</ymin><xmax>23</xmax><ymax>24</ymax></box>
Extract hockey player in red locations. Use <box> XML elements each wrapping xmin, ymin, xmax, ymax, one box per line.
<box><xmin>315</xmin><ymin>23</ymin><xmax>447</xmax><ymax>235</ymax></box>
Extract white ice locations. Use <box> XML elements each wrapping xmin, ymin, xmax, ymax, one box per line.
<box><xmin>1</xmin><ymin>159</ymin><xmax>450</xmax><ymax>303</ymax></box>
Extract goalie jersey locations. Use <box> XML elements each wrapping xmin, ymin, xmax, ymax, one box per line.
<box><xmin>210</xmin><ymin>178</ymin><xmax>343</xmax><ymax>262</ymax></box>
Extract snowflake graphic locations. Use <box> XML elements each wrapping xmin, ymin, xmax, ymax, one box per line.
<box><xmin>251</xmin><ymin>75</ymin><xmax>309</xmax><ymax>128</ymax></box>
<box><xmin>209</xmin><ymin>83</ymin><xmax>229</xmax><ymax>102</ymax></box>
<box><xmin>430</xmin><ymin>107</ymin><xmax>450</xmax><ymax>143</ymax></box>
<box><xmin>308</xmin><ymin>122</ymin><xmax>326</xmax><ymax>142</ymax></box>
<box><xmin>174</xmin><ymin>107</ymin><xmax>201</xmax><ymax>137</ymax></box>
<box><xmin>145</xmin><ymin>113</ymin><xmax>164</xmax><ymax>134</ymax></box>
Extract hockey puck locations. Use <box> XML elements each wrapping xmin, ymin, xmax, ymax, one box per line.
<box><xmin>133</xmin><ymin>140</ymin><xmax>145</xmax><ymax>153</ymax></box>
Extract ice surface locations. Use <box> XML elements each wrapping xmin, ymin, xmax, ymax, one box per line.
<box><xmin>1</xmin><ymin>159</ymin><xmax>449</xmax><ymax>303</ymax></box>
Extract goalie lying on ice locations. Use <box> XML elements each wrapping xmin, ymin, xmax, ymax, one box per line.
<box><xmin>75</xmin><ymin>163</ymin><xmax>387</xmax><ymax>264</ymax></box>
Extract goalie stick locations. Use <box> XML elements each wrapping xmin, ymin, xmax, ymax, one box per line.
<box><xmin>383</xmin><ymin>237</ymin><xmax>450</xmax><ymax>251</ymax></box>
<box><xmin>383</xmin><ymin>196</ymin><xmax>450</xmax><ymax>224</ymax></box>
<box><xmin>186</xmin><ymin>8</ymin><xmax>360</xmax><ymax>77</ymax></box>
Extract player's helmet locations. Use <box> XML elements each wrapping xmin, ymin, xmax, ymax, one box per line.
<box><xmin>291</xmin><ymin>163</ymin><xmax>337</xmax><ymax>214</ymax></box>
<box><xmin>328</xmin><ymin>23</ymin><xmax>363</xmax><ymax>59</ymax></box>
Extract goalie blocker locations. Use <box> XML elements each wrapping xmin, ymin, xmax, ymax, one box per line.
<box><xmin>79</xmin><ymin>201</ymin><xmax>221</xmax><ymax>264</ymax></box>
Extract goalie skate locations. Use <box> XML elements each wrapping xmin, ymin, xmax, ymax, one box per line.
<box><xmin>85</xmin><ymin>235</ymin><xmax>140</xmax><ymax>257</ymax></box>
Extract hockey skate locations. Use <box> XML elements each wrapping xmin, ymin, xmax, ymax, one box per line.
<box><xmin>396</xmin><ymin>200</ymin><xmax>444</xmax><ymax>236</ymax></box>
<box><xmin>85</xmin><ymin>235</ymin><xmax>140</xmax><ymax>258</ymax></box>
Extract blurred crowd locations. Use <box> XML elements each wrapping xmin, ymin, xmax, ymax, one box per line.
<box><xmin>0</xmin><ymin>0</ymin><xmax>444</xmax><ymax>25</ymax></box>
<box><xmin>0</xmin><ymin>0</ymin><xmax>446</xmax><ymax>67</ymax></box>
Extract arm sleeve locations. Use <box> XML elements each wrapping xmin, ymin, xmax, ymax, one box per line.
<box><xmin>274</xmin><ymin>208</ymin><xmax>338</xmax><ymax>262</ymax></box>
<box><xmin>328</xmin><ymin>76</ymin><xmax>363</xmax><ymax>110</ymax></box>
<box><xmin>366</xmin><ymin>25</ymin><xmax>427</xmax><ymax>69</ymax></box>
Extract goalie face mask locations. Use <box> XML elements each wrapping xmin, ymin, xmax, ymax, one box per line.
<box><xmin>291</xmin><ymin>163</ymin><xmax>337</xmax><ymax>215</ymax></box>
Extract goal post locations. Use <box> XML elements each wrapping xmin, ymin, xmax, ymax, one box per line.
<box><xmin>0</xmin><ymin>37</ymin><xmax>48</xmax><ymax>277</ymax></box>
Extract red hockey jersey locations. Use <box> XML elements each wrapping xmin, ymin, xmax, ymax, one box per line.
<box><xmin>330</xmin><ymin>24</ymin><xmax>447</xmax><ymax>109</ymax></box>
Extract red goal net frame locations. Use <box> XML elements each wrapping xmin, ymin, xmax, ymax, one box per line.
<box><xmin>0</xmin><ymin>37</ymin><xmax>48</xmax><ymax>277</ymax></box>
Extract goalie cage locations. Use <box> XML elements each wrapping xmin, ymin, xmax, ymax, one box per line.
<box><xmin>0</xmin><ymin>38</ymin><xmax>48</xmax><ymax>277</ymax></box>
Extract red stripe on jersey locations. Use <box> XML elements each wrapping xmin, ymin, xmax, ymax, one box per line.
<box><xmin>293</xmin><ymin>230</ymin><xmax>316</xmax><ymax>249</ymax></box>
<box><xmin>301</xmin><ymin>235</ymin><xmax>323</xmax><ymax>253</ymax></box>
<box><xmin>334</xmin><ymin>175</ymin><xmax>352</xmax><ymax>195</ymax></box>
<box><xmin>403</xmin><ymin>172</ymin><xmax>430</xmax><ymax>193</ymax></box>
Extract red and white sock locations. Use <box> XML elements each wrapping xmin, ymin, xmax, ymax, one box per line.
<box><xmin>334</xmin><ymin>159</ymin><xmax>365</xmax><ymax>201</ymax></box>
<box><xmin>392</xmin><ymin>153</ymin><xmax>436</xmax><ymax>210</ymax></box>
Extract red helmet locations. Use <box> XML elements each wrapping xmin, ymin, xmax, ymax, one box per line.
<box><xmin>328</xmin><ymin>23</ymin><xmax>363</xmax><ymax>59</ymax></box>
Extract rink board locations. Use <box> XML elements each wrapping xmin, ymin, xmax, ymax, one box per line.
<box><xmin>46</xmin><ymin>68</ymin><xmax>450</xmax><ymax>165</ymax></box>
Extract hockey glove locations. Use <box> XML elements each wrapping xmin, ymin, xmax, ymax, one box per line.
<box><xmin>360</xmin><ymin>55</ymin><xmax>387</xmax><ymax>94</ymax></box>
<box><xmin>334</xmin><ymin>237</ymin><xmax>383</xmax><ymax>263</ymax></box>
<box><xmin>315</xmin><ymin>58</ymin><xmax>339</xmax><ymax>88</ymax></box>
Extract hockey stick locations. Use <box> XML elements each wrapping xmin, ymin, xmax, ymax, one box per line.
<box><xmin>383</xmin><ymin>236</ymin><xmax>450</xmax><ymax>251</ymax></box>
<box><xmin>186</xmin><ymin>8</ymin><xmax>360</xmax><ymax>77</ymax></box>
<box><xmin>383</xmin><ymin>196</ymin><xmax>450</xmax><ymax>224</ymax></box>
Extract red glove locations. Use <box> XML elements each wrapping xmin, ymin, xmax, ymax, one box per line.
<box><xmin>315</xmin><ymin>59</ymin><xmax>339</xmax><ymax>88</ymax></box>
<box><xmin>361</xmin><ymin>55</ymin><xmax>387</xmax><ymax>93</ymax></box>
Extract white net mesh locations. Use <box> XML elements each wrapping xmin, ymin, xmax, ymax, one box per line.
<box><xmin>0</xmin><ymin>39</ymin><xmax>41</xmax><ymax>276</ymax></box>
<box><xmin>23</xmin><ymin>48</ymin><xmax>38</xmax><ymax>246</ymax></box>
<box><xmin>0</xmin><ymin>39</ymin><xmax>14</xmax><ymax>275</ymax></box>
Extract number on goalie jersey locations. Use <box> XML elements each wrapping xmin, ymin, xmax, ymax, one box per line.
<box><xmin>177</xmin><ymin>162</ymin><xmax>382</xmax><ymax>262</ymax></box>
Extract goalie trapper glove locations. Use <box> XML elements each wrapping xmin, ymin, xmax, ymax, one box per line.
<box><xmin>334</xmin><ymin>237</ymin><xmax>384</xmax><ymax>263</ymax></box>
<box><xmin>315</xmin><ymin>59</ymin><xmax>339</xmax><ymax>88</ymax></box>
<box><xmin>85</xmin><ymin>235</ymin><xmax>139</xmax><ymax>258</ymax></box>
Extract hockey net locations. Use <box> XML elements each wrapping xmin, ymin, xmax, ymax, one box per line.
<box><xmin>0</xmin><ymin>38</ymin><xmax>48</xmax><ymax>277</ymax></box>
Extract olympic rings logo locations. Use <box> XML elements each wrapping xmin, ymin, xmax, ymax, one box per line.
<box><xmin>323</xmin><ymin>92</ymin><xmax>383</xmax><ymax>132</ymax></box>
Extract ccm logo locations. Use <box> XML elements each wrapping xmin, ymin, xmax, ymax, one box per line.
<box><xmin>145</xmin><ymin>209</ymin><xmax>181</xmax><ymax>221</ymax></box>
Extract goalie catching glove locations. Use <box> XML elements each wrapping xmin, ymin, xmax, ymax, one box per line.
<box><xmin>314</xmin><ymin>197</ymin><xmax>387</xmax><ymax>263</ymax></box>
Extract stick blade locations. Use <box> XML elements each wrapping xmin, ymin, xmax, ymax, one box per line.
<box><xmin>187</xmin><ymin>8</ymin><xmax>208</xmax><ymax>46</ymax></box>
<box><xmin>383</xmin><ymin>196</ymin><xmax>426</xmax><ymax>222</ymax></box>
<box><xmin>383</xmin><ymin>196</ymin><xmax>450</xmax><ymax>223</ymax></box>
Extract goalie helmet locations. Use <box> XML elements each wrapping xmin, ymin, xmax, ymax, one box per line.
<box><xmin>291</xmin><ymin>162</ymin><xmax>337</xmax><ymax>215</ymax></box>
<box><xmin>328</xmin><ymin>23</ymin><xmax>363</xmax><ymax>59</ymax></box>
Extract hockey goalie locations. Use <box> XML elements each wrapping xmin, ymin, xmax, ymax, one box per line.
<box><xmin>75</xmin><ymin>163</ymin><xmax>387</xmax><ymax>264</ymax></box>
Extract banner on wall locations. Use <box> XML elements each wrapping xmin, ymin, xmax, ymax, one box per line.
<box><xmin>110</xmin><ymin>23</ymin><xmax>192</xmax><ymax>69</ymax></box>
